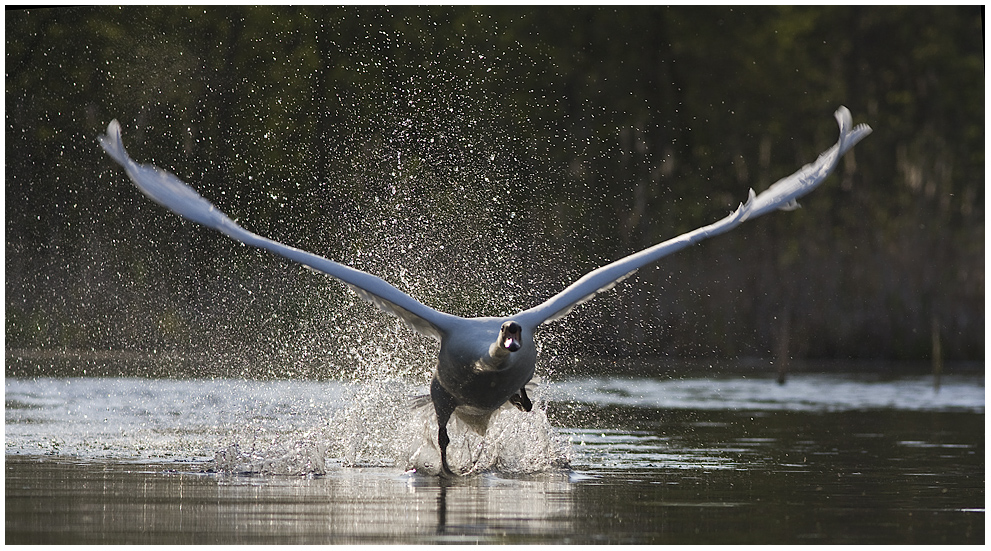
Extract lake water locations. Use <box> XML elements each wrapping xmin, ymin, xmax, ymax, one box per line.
<box><xmin>5</xmin><ymin>369</ymin><xmax>984</xmax><ymax>544</ymax></box>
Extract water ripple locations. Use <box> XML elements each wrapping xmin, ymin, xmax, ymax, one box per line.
<box><xmin>547</xmin><ymin>374</ymin><xmax>983</xmax><ymax>413</ymax></box>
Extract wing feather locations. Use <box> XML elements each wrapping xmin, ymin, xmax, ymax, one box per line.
<box><xmin>515</xmin><ymin>107</ymin><xmax>871</xmax><ymax>327</ymax></box>
<box><xmin>99</xmin><ymin>120</ymin><xmax>458</xmax><ymax>341</ymax></box>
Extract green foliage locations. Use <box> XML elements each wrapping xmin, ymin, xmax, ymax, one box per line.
<box><xmin>5</xmin><ymin>6</ymin><xmax>983</xmax><ymax>372</ymax></box>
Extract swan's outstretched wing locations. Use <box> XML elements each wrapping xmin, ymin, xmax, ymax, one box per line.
<box><xmin>515</xmin><ymin>106</ymin><xmax>872</xmax><ymax>327</ymax></box>
<box><xmin>99</xmin><ymin>120</ymin><xmax>459</xmax><ymax>340</ymax></box>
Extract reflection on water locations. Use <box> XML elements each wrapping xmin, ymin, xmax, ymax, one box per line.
<box><xmin>5</xmin><ymin>371</ymin><xmax>985</xmax><ymax>543</ymax></box>
<box><xmin>5</xmin><ymin>457</ymin><xmax>578</xmax><ymax>544</ymax></box>
<box><xmin>550</xmin><ymin>373</ymin><xmax>985</xmax><ymax>412</ymax></box>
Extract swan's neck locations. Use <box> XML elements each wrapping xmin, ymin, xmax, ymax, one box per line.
<box><xmin>488</xmin><ymin>342</ymin><xmax>512</xmax><ymax>360</ymax></box>
<box><xmin>473</xmin><ymin>342</ymin><xmax>512</xmax><ymax>371</ymax></box>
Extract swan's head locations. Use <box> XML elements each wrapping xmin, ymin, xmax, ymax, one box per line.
<box><xmin>499</xmin><ymin>321</ymin><xmax>522</xmax><ymax>352</ymax></box>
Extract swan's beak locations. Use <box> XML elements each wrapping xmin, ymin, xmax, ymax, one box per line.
<box><xmin>504</xmin><ymin>335</ymin><xmax>521</xmax><ymax>352</ymax></box>
<box><xmin>502</xmin><ymin>322</ymin><xmax>522</xmax><ymax>352</ymax></box>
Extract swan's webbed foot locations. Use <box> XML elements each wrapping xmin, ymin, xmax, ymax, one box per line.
<box><xmin>439</xmin><ymin>459</ymin><xmax>459</xmax><ymax>478</ymax></box>
<box><xmin>509</xmin><ymin>386</ymin><xmax>532</xmax><ymax>412</ymax></box>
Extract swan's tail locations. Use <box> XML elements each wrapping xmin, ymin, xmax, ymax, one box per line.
<box><xmin>409</xmin><ymin>394</ymin><xmax>432</xmax><ymax>410</ymax></box>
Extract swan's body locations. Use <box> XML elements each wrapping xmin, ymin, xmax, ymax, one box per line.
<box><xmin>99</xmin><ymin>107</ymin><xmax>870</xmax><ymax>475</ymax></box>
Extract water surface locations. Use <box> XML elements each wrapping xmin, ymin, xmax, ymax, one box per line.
<box><xmin>5</xmin><ymin>371</ymin><xmax>984</xmax><ymax>543</ymax></box>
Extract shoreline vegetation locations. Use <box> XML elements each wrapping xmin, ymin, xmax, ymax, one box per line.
<box><xmin>6</xmin><ymin>7</ymin><xmax>983</xmax><ymax>376</ymax></box>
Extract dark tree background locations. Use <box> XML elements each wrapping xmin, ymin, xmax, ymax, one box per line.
<box><xmin>5</xmin><ymin>6</ymin><xmax>984</xmax><ymax>378</ymax></box>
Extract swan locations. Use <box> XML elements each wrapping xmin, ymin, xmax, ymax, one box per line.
<box><xmin>98</xmin><ymin>107</ymin><xmax>871</xmax><ymax>475</ymax></box>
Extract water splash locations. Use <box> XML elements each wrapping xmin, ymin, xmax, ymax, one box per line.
<box><xmin>207</xmin><ymin>376</ymin><xmax>572</xmax><ymax>476</ymax></box>
<box><xmin>7</xmin><ymin>372</ymin><xmax>981</xmax><ymax>478</ymax></box>
<box><xmin>405</xmin><ymin>399</ymin><xmax>573</xmax><ymax>476</ymax></box>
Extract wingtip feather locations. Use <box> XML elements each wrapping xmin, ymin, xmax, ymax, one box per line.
<box><xmin>98</xmin><ymin>119</ymin><xmax>129</xmax><ymax>166</ymax></box>
<box><xmin>834</xmin><ymin>106</ymin><xmax>852</xmax><ymax>136</ymax></box>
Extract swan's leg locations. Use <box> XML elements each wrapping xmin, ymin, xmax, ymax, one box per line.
<box><xmin>509</xmin><ymin>386</ymin><xmax>532</xmax><ymax>412</ymax></box>
<box><xmin>430</xmin><ymin>377</ymin><xmax>458</xmax><ymax>476</ymax></box>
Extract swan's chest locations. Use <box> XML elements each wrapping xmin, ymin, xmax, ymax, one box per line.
<box><xmin>436</xmin><ymin>334</ymin><xmax>535</xmax><ymax>409</ymax></box>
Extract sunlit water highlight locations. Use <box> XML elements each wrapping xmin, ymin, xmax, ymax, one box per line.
<box><xmin>5</xmin><ymin>373</ymin><xmax>981</xmax><ymax>474</ymax></box>
<box><xmin>4</xmin><ymin>376</ymin><xmax>571</xmax><ymax>475</ymax></box>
